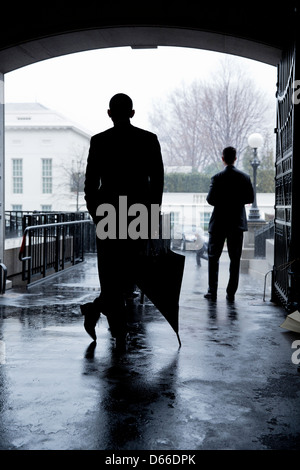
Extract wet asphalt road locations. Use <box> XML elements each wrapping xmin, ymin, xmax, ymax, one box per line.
<box><xmin>0</xmin><ymin>251</ymin><xmax>299</xmax><ymax>451</ymax></box>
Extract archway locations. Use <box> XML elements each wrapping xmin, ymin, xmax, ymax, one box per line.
<box><xmin>0</xmin><ymin>26</ymin><xmax>282</xmax><ymax>74</ymax></box>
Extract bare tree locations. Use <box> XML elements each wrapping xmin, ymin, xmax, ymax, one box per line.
<box><xmin>150</xmin><ymin>81</ymin><xmax>206</xmax><ymax>170</ymax></box>
<box><xmin>59</xmin><ymin>145</ymin><xmax>87</xmax><ymax>211</ymax></box>
<box><xmin>149</xmin><ymin>57</ymin><xmax>273</xmax><ymax>172</ymax></box>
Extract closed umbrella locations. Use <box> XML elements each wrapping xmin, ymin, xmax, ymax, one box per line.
<box><xmin>135</xmin><ymin>241</ymin><xmax>185</xmax><ymax>346</ymax></box>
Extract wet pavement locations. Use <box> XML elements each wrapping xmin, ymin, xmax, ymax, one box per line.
<box><xmin>0</xmin><ymin>251</ymin><xmax>299</xmax><ymax>451</ymax></box>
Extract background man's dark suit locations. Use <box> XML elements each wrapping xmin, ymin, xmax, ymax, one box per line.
<box><xmin>206</xmin><ymin>164</ymin><xmax>254</xmax><ymax>300</ymax></box>
<box><xmin>84</xmin><ymin>120</ymin><xmax>164</xmax><ymax>338</ymax></box>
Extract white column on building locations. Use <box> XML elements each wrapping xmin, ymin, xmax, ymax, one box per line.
<box><xmin>0</xmin><ymin>73</ymin><xmax>4</xmax><ymax>264</ymax></box>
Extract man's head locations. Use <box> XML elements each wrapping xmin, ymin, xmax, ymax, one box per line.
<box><xmin>222</xmin><ymin>146</ymin><xmax>237</xmax><ymax>165</ymax></box>
<box><xmin>108</xmin><ymin>93</ymin><xmax>135</xmax><ymax>122</ymax></box>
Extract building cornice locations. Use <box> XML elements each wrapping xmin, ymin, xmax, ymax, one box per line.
<box><xmin>5</xmin><ymin>124</ymin><xmax>91</xmax><ymax>139</ymax></box>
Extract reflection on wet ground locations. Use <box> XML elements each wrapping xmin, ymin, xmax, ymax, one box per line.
<box><xmin>0</xmin><ymin>252</ymin><xmax>299</xmax><ymax>450</ymax></box>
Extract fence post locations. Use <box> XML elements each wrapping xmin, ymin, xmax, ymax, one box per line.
<box><xmin>43</xmin><ymin>227</ymin><xmax>47</xmax><ymax>278</ymax></box>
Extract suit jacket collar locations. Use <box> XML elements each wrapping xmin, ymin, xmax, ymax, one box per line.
<box><xmin>224</xmin><ymin>164</ymin><xmax>235</xmax><ymax>170</ymax></box>
<box><xmin>113</xmin><ymin>119</ymin><xmax>132</xmax><ymax>128</ymax></box>
<box><xmin>223</xmin><ymin>165</ymin><xmax>236</xmax><ymax>173</ymax></box>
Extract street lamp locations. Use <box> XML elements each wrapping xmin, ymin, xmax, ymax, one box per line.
<box><xmin>248</xmin><ymin>133</ymin><xmax>263</xmax><ymax>221</ymax></box>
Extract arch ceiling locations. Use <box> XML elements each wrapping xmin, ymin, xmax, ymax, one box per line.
<box><xmin>0</xmin><ymin>3</ymin><xmax>298</xmax><ymax>73</ymax></box>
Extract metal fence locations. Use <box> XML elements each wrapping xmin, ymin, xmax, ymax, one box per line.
<box><xmin>0</xmin><ymin>262</ymin><xmax>7</xmax><ymax>294</ymax></box>
<box><xmin>18</xmin><ymin>219</ymin><xmax>94</xmax><ymax>285</ymax></box>
<box><xmin>21</xmin><ymin>211</ymin><xmax>97</xmax><ymax>254</ymax></box>
<box><xmin>5</xmin><ymin>210</ymin><xmax>93</xmax><ymax>238</ymax></box>
<box><xmin>16</xmin><ymin>210</ymin><xmax>175</xmax><ymax>286</ymax></box>
<box><xmin>272</xmin><ymin>44</ymin><xmax>300</xmax><ymax>311</ymax></box>
<box><xmin>254</xmin><ymin>220</ymin><xmax>275</xmax><ymax>258</ymax></box>
<box><xmin>5</xmin><ymin>211</ymin><xmax>32</xmax><ymax>238</ymax></box>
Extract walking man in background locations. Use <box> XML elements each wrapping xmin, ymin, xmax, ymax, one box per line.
<box><xmin>204</xmin><ymin>146</ymin><xmax>254</xmax><ymax>302</ymax></box>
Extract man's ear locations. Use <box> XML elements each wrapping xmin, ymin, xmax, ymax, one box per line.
<box><xmin>130</xmin><ymin>110</ymin><xmax>135</xmax><ymax>118</ymax></box>
<box><xmin>107</xmin><ymin>109</ymin><xmax>111</xmax><ymax>117</ymax></box>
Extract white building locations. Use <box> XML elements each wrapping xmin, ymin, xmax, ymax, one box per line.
<box><xmin>5</xmin><ymin>103</ymin><xmax>91</xmax><ymax>212</ymax></box>
<box><xmin>4</xmin><ymin>102</ymin><xmax>275</xmax><ymax>226</ymax></box>
<box><xmin>161</xmin><ymin>192</ymin><xmax>275</xmax><ymax>231</ymax></box>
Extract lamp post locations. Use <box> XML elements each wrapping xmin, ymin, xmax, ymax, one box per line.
<box><xmin>248</xmin><ymin>133</ymin><xmax>263</xmax><ymax>221</ymax></box>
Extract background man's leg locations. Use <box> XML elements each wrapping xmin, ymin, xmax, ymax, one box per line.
<box><xmin>207</xmin><ymin>232</ymin><xmax>225</xmax><ymax>298</ymax></box>
<box><xmin>226</xmin><ymin>230</ymin><xmax>244</xmax><ymax>299</ymax></box>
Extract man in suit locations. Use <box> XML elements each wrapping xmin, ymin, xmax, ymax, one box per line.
<box><xmin>204</xmin><ymin>146</ymin><xmax>254</xmax><ymax>302</ymax></box>
<box><xmin>82</xmin><ymin>93</ymin><xmax>164</xmax><ymax>345</ymax></box>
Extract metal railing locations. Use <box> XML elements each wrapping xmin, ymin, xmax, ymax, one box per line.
<box><xmin>5</xmin><ymin>211</ymin><xmax>32</xmax><ymax>238</ymax></box>
<box><xmin>254</xmin><ymin>219</ymin><xmax>275</xmax><ymax>258</ymax></box>
<box><xmin>19</xmin><ymin>219</ymin><xmax>93</xmax><ymax>285</ymax></box>
<box><xmin>5</xmin><ymin>210</ymin><xmax>92</xmax><ymax>238</ymax></box>
<box><xmin>17</xmin><ymin>212</ymin><xmax>172</xmax><ymax>286</ymax></box>
<box><xmin>0</xmin><ymin>263</ymin><xmax>7</xmax><ymax>294</ymax></box>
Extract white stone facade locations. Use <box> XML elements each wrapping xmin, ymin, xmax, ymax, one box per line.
<box><xmin>5</xmin><ymin>103</ymin><xmax>91</xmax><ymax>212</ymax></box>
<box><xmin>161</xmin><ymin>192</ymin><xmax>275</xmax><ymax>231</ymax></box>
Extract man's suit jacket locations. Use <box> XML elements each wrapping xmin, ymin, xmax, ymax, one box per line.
<box><xmin>206</xmin><ymin>165</ymin><xmax>254</xmax><ymax>233</ymax></box>
<box><xmin>84</xmin><ymin>122</ymin><xmax>164</xmax><ymax>221</ymax></box>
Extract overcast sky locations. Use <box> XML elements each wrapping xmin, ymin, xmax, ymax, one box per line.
<box><xmin>4</xmin><ymin>46</ymin><xmax>277</xmax><ymax>136</ymax></box>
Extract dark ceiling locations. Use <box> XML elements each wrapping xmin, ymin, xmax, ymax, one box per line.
<box><xmin>0</xmin><ymin>2</ymin><xmax>298</xmax><ymax>72</ymax></box>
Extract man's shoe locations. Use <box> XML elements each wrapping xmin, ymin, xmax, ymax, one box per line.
<box><xmin>226</xmin><ymin>294</ymin><xmax>235</xmax><ymax>302</ymax></box>
<box><xmin>204</xmin><ymin>292</ymin><xmax>217</xmax><ymax>301</ymax></box>
<box><xmin>80</xmin><ymin>303</ymin><xmax>100</xmax><ymax>341</ymax></box>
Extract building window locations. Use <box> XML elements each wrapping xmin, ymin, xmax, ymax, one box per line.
<box><xmin>12</xmin><ymin>205</ymin><xmax>22</xmax><ymax>211</ymax></box>
<box><xmin>200</xmin><ymin>212</ymin><xmax>211</xmax><ymax>231</ymax></box>
<box><xmin>12</xmin><ymin>159</ymin><xmax>23</xmax><ymax>193</ymax></box>
<box><xmin>41</xmin><ymin>205</ymin><xmax>52</xmax><ymax>212</ymax></box>
<box><xmin>171</xmin><ymin>211</ymin><xmax>180</xmax><ymax>225</ymax></box>
<box><xmin>42</xmin><ymin>159</ymin><xmax>52</xmax><ymax>193</ymax></box>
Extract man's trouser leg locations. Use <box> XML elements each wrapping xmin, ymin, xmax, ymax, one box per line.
<box><xmin>208</xmin><ymin>232</ymin><xmax>225</xmax><ymax>296</ymax></box>
<box><xmin>226</xmin><ymin>230</ymin><xmax>244</xmax><ymax>297</ymax></box>
<box><xmin>96</xmin><ymin>238</ymin><xmax>127</xmax><ymax>338</ymax></box>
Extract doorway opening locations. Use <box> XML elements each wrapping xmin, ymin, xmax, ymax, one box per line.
<box><xmin>4</xmin><ymin>45</ymin><xmax>277</xmax><ymax>296</ymax></box>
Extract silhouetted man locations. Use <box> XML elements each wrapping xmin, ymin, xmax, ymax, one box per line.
<box><xmin>82</xmin><ymin>93</ymin><xmax>164</xmax><ymax>345</ymax></box>
<box><xmin>204</xmin><ymin>146</ymin><xmax>254</xmax><ymax>301</ymax></box>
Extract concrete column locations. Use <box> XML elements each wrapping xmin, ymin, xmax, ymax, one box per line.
<box><xmin>240</xmin><ymin>220</ymin><xmax>266</xmax><ymax>273</ymax></box>
<box><xmin>0</xmin><ymin>73</ymin><xmax>4</xmax><ymax>264</ymax></box>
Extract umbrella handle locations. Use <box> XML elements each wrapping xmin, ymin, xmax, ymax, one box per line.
<box><xmin>177</xmin><ymin>333</ymin><xmax>182</xmax><ymax>348</ymax></box>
